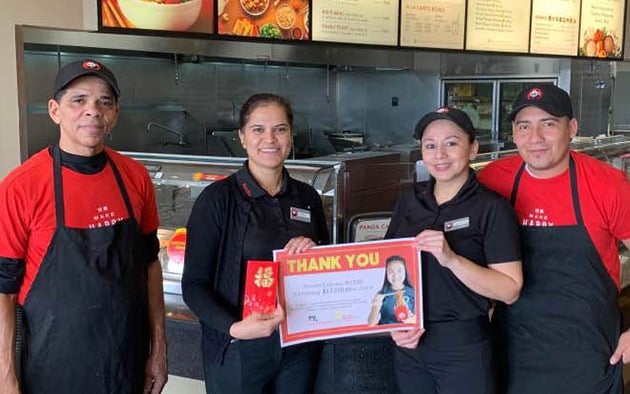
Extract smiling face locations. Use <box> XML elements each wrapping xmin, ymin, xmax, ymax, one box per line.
<box><xmin>238</xmin><ymin>103</ymin><xmax>293</xmax><ymax>175</ymax></box>
<box><xmin>512</xmin><ymin>106</ymin><xmax>577</xmax><ymax>178</ymax></box>
<box><xmin>420</xmin><ymin>119</ymin><xmax>478</xmax><ymax>187</ymax></box>
<box><xmin>386</xmin><ymin>260</ymin><xmax>406</xmax><ymax>290</ymax></box>
<box><xmin>48</xmin><ymin>76</ymin><xmax>119</xmax><ymax>156</ymax></box>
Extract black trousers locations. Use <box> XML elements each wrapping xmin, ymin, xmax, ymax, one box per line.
<box><xmin>204</xmin><ymin>332</ymin><xmax>322</xmax><ymax>394</ymax></box>
<box><xmin>394</xmin><ymin>319</ymin><xmax>495</xmax><ymax>394</ymax></box>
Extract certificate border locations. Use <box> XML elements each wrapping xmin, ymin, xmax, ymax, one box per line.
<box><xmin>274</xmin><ymin>238</ymin><xmax>423</xmax><ymax>347</ymax></box>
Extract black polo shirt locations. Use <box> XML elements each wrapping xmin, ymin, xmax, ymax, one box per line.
<box><xmin>236</xmin><ymin>165</ymin><xmax>329</xmax><ymax>289</ymax></box>
<box><xmin>385</xmin><ymin>172</ymin><xmax>521</xmax><ymax>323</ymax></box>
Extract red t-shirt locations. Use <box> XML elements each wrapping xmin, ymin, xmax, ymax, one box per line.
<box><xmin>478</xmin><ymin>151</ymin><xmax>630</xmax><ymax>288</ymax></box>
<box><xmin>0</xmin><ymin>147</ymin><xmax>159</xmax><ymax>304</ymax></box>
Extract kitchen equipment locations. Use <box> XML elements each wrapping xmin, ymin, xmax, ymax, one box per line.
<box><xmin>210</xmin><ymin>129</ymin><xmax>246</xmax><ymax>157</ymax></box>
<box><xmin>327</xmin><ymin>131</ymin><xmax>365</xmax><ymax>151</ymax></box>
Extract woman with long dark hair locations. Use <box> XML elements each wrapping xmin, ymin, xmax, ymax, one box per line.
<box><xmin>367</xmin><ymin>255</ymin><xmax>415</xmax><ymax>326</ymax></box>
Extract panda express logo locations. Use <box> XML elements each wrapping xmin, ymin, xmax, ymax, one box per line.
<box><xmin>435</xmin><ymin>106</ymin><xmax>450</xmax><ymax>114</ymax></box>
<box><xmin>526</xmin><ymin>88</ymin><xmax>543</xmax><ymax>101</ymax></box>
<box><xmin>81</xmin><ymin>60</ymin><xmax>102</xmax><ymax>71</ymax></box>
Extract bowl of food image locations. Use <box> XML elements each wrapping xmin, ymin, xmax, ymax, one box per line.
<box><xmin>118</xmin><ymin>0</ymin><xmax>202</xmax><ymax>31</ymax></box>
<box><xmin>276</xmin><ymin>3</ymin><xmax>296</xmax><ymax>30</ymax></box>
<box><xmin>239</xmin><ymin>0</ymin><xmax>270</xmax><ymax>16</ymax></box>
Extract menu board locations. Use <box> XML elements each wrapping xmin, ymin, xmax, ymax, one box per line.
<box><xmin>578</xmin><ymin>0</ymin><xmax>624</xmax><ymax>58</ymax></box>
<box><xmin>465</xmin><ymin>0</ymin><xmax>531</xmax><ymax>53</ymax></box>
<box><xmin>217</xmin><ymin>0</ymin><xmax>310</xmax><ymax>40</ymax></box>
<box><xmin>99</xmin><ymin>0</ymin><xmax>214</xmax><ymax>34</ymax></box>
<box><xmin>400</xmin><ymin>0</ymin><xmax>465</xmax><ymax>49</ymax></box>
<box><xmin>530</xmin><ymin>0</ymin><xmax>580</xmax><ymax>56</ymax></box>
<box><xmin>312</xmin><ymin>0</ymin><xmax>399</xmax><ymax>46</ymax></box>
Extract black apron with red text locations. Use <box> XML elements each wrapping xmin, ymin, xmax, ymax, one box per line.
<box><xmin>493</xmin><ymin>159</ymin><xmax>622</xmax><ymax>394</ymax></box>
<box><xmin>19</xmin><ymin>146</ymin><xmax>149</xmax><ymax>394</ymax></box>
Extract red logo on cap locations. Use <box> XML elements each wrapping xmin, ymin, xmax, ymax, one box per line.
<box><xmin>435</xmin><ymin>106</ymin><xmax>450</xmax><ymax>113</ymax></box>
<box><xmin>526</xmin><ymin>88</ymin><xmax>543</xmax><ymax>100</ymax></box>
<box><xmin>81</xmin><ymin>60</ymin><xmax>102</xmax><ymax>71</ymax></box>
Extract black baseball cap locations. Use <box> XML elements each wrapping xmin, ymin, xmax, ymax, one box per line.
<box><xmin>52</xmin><ymin>59</ymin><xmax>120</xmax><ymax>99</ymax></box>
<box><xmin>509</xmin><ymin>85</ymin><xmax>572</xmax><ymax>121</ymax></box>
<box><xmin>413</xmin><ymin>106</ymin><xmax>476</xmax><ymax>140</ymax></box>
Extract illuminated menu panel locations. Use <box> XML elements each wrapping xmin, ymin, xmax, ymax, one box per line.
<box><xmin>400</xmin><ymin>0</ymin><xmax>465</xmax><ymax>49</ymax></box>
<box><xmin>530</xmin><ymin>0</ymin><xmax>580</xmax><ymax>56</ymax></box>
<box><xmin>578</xmin><ymin>0</ymin><xmax>624</xmax><ymax>58</ymax></box>
<box><xmin>216</xmin><ymin>0</ymin><xmax>310</xmax><ymax>40</ymax></box>
<box><xmin>465</xmin><ymin>0</ymin><xmax>531</xmax><ymax>53</ymax></box>
<box><xmin>100</xmin><ymin>0</ymin><xmax>214</xmax><ymax>34</ymax></box>
<box><xmin>312</xmin><ymin>0</ymin><xmax>399</xmax><ymax>46</ymax></box>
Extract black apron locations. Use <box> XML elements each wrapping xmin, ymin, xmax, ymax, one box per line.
<box><xmin>493</xmin><ymin>159</ymin><xmax>622</xmax><ymax>394</ymax></box>
<box><xmin>19</xmin><ymin>146</ymin><xmax>150</xmax><ymax>394</ymax></box>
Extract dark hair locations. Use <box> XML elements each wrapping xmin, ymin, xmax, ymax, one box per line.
<box><xmin>238</xmin><ymin>93</ymin><xmax>294</xmax><ymax>130</ymax></box>
<box><xmin>379</xmin><ymin>255</ymin><xmax>412</xmax><ymax>293</ymax></box>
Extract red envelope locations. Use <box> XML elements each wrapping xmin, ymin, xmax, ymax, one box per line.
<box><xmin>242</xmin><ymin>260</ymin><xmax>278</xmax><ymax>319</ymax></box>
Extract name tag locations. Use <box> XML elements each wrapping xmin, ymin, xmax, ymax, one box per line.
<box><xmin>444</xmin><ymin>217</ymin><xmax>469</xmax><ymax>232</ymax></box>
<box><xmin>290</xmin><ymin>207</ymin><xmax>311</xmax><ymax>223</ymax></box>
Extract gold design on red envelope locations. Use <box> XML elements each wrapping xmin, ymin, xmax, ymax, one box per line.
<box><xmin>254</xmin><ymin>266</ymin><xmax>275</xmax><ymax>288</ymax></box>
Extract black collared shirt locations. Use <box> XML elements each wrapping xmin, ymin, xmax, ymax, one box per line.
<box><xmin>237</xmin><ymin>164</ymin><xmax>328</xmax><ymax>263</ymax></box>
<box><xmin>183</xmin><ymin>161</ymin><xmax>329</xmax><ymax>353</ymax></box>
<box><xmin>385</xmin><ymin>172</ymin><xmax>521</xmax><ymax>322</ymax></box>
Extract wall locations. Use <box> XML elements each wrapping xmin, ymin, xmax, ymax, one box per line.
<box><xmin>22</xmin><ymin>47</ymin><xmax>442</xmax><ymax>159</ymax></box>
<box><xmin>571</xmin><ymin>60</ymin><xmax>614</xmax><ymax>137</ymax></box>
<box><xmin>0</xmin><ymin>1</ymin><xmax>85</xmax><ymax>178</ymax></box>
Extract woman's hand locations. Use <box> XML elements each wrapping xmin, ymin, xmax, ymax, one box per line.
<box><xmin>417</xmin><ymin>231</ymin><xmax>523</xmax><ymax>305</ymax></box>
<box><xmin>391</xmin><ymin>328</ymin><xmax>425</xmax><ymax>349</ymax></box>
<box><xmin>229</xmin><ymin>304</ymin><xmax>285</xmax><ymax>340</ymax></box>
<box><xmin>415</xmin><ymin>230</ymin><xmax>457</xmax><ymax>268</ymax></box>
<box><xmin>371</xmin><ymin>293</ymin><xmax>385</xmax><ymax>309</ymax></box>
<box><xmin>284</xmin><ymin>236</ymin><xmax>316</xmax><ymax>255</ymax></box>
<box><xmin>610</xmin><ymin>329</ymin><xmax>630</xmax><ymax>364</ymax></box>
<box><xmin>367</xmin><ymin>293</ymin><xmax>386</xmax><ymax>326</ymax></box>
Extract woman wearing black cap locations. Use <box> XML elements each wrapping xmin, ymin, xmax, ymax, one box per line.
<box><xmin>384</xmin><ymin>106</ymin><xmax>523</xmax><ymax>394</ymax></box>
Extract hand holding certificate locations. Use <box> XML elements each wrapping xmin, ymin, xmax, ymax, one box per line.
<box><xmin>273</xmin><ymin>238</ymin><xmax>423</xmax><ymax>347</ymax></box>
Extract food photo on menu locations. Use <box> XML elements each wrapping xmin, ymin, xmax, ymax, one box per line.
<box><xmin>578</xmin><ymin>27</ymin><xmax>622</xmax><ymax>58</ymax></box>
<box><xmin>217</xmin><ymin>0</ymin><xmax>309</xmax><ymax>40</ymax></box>
<box><xmin>100</xmin><ymin>0</ymin><xmax>214</xmax><ymax>34</ymax></box>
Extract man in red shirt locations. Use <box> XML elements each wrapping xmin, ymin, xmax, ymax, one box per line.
<box><xmin>0</xmin><ymin>59</ymin><xmax>167</xmax><ymax>394</ymax></box>
<box><xmin>479</xmin><ymin>84</ymin><xmax>630</xmax><ymax>393</ymax></box>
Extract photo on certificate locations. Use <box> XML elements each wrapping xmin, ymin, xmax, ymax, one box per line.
<box><xmin>273</xmin><ymin>238</ymin><xmax>423</xmax><ymax>347</ymax></box>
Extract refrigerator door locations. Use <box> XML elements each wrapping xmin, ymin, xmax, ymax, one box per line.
<box><xmin>443</xmin><ymin>81</ymin><xmax>495</xmax><ymax>151</ymax></box>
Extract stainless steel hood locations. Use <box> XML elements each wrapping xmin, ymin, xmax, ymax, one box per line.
<box><xmin>17</xmin><ymin>25</ymin><xmax>569</xmax><ymax>77</ymax></box>
<box><xmin>17</xmin><ymin>25</ymin><xmax>419</xmax><ymax>70</ymax></box>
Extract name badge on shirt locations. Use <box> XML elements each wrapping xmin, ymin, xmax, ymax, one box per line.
<box><xmin>444</xmin><ymin>217</ymin><xmax>469</xmax><ymax>232</ymax></box>
<box><xmin>290</xmin><ymin>207</ymin><xmax>311</xmax><ymax>223</ymax></box>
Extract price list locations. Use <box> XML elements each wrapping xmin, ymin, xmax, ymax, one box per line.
<box><xmin>465</xmin><ymin>0</ymin><xmax>531</xmax><ymax>53</ymax></box>
<box><xmin>530</xmin><ymin>0</ymin><xmax>580</xmax><ymax>56</ymax></box>
<box><xmin>400</xmin><ymin>0</ymin><xmax>465</xmax><ymax>49</ymax></box>
<box><xmin>312</xmin><ymin>0</ymin><xmax>400</xmax><ymax>46</ymax></box>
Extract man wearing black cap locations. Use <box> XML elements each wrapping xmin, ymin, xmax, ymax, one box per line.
<box><xmin>479</xmin><ymin>84</ymin><xmax>630</xmax><ymax>393</ymax></box>
<box><xmin>0</xmin><ymin>59</ymin><xmax>167</xmax><ymax>393</ymax></box>
<box><xmin>385</xmin><ymin>106</ymin><xmax>522</xmax><ymax>394</ymax></box>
